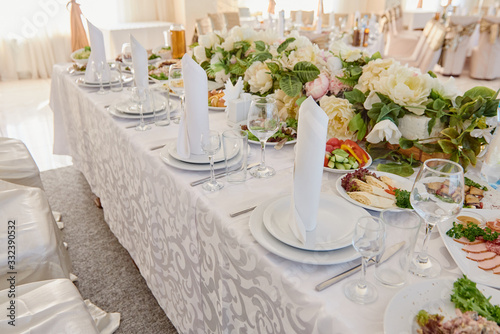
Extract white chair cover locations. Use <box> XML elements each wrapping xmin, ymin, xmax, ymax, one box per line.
<box><xmin>470</xmin><ymin>16</ymin><xmax>500</xmax><ymax>79</ymax></box>
<box><xmin>0</xmin><ymin>279</ymin><xmax>99</xmax><ymax>333</ymax></box>
<box><xmin>441</xmin><ymin>16</ymin><xmax>479</xmax><ymax>76</ymax></box>
<box><xmin>419</xmin><ymin>22</ymin><xmax>446</xmax><ymax>73</ymax></box>
<box><xmin>0</xmin><ymin>137</ymin><xmax>43</xmax><ymax>190</ymax></box>
<box><xmin>391</xmin><ymin>19</ymin><xmax>437</xmax><ymax>65</ymax></box>
<box><xmin>0</xmin><ymin>180</ymin><xmax>71</xmax><ymax>290</ymax></box>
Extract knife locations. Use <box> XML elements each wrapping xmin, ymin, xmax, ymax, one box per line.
<box><xmin>315</xmin><ymin>241</ymin><xmax>405</xmax><ymax>292</ymax></box>
<box><xmin>190</xmin><ymin>162</ymin><xmax>260</xmax><ymax>187</ymax></box>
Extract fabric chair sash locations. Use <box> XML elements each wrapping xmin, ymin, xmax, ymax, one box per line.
<box><xmin>445</xmin><ymin>21</ymin><xmax>478</xmax><ymax>50</ymax></box>
<box><xmin>480</xmin><ymin>18</ymin><xmax>500</xmax><ymax>44</ymax></box>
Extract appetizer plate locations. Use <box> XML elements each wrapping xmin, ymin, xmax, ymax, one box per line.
<box><xmin>323</xmin><ymin>155</ymin><xmax>373</xmax><ymax>174</ymax></box>
<box><xmin>76</xmin><ymin>74</ymin><xmax>133</xmax><ymax>87</ymax></box>
<box><xmin>263</xmin><ymin>194</ymin><xmax>368</xmax><ymax>251</ymax></box>
<box><xmin>167</xmin><ymin>140</ymin><xmax>238</xmax><ymax>164</ymax></box>
<box><xmin>249</xmin><ymin>199</ymin><xmax>361</xmax><ymax>265</ymax></box>
<box><xmin>115</xmin><ymin>100</ymin><xmax>166</xmax><ymax>115</ymax></box>
<box><xmin>109</xmin><ymin>107</ymin><xmax>167</xmax><ymax>120</ymax></box>
<box><xmin>159</xmin><ymin>141</ymin><xmax>243</xmax><ymax>171</ymax></box>
<box><xmin>384</xmin><ymin>278</ymin><xmax>500</xmax><ymax>334</ymax></box>
<box><xmin>437</xmin><ymin>209</ymin><xmax>500</xmax><ymax>289</ymax></box>
<box><xmin>209</xmin><ymin>106</ymin><xmax>226</xmax><ymax>112</ymax></box>
<box><xmin>335</xmin><ymin>171</ymin><xmax>414</xmax><ymax>212</ymax></box>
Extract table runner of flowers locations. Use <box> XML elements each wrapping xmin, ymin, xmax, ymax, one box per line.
<box><xmin>191</xmin><ymin>26</ymin><xmax>499</xmax><ymax>173</ymax></box>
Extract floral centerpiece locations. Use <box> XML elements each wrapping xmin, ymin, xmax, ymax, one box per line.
<box><xmin>192</xmin><ymin>27</ymin><xmax>499</xmax><ymax>172</ymax></box>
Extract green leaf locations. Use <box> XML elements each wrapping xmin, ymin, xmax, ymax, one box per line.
<box><xmin>279</xmin><ymin>74</ymin><xmax>302</xmax><ymax>97</ymax></box>
<box><xmin>377</xmin><ymin>163</ymin><xmax>415</xmax><ymax>177</ymax></box>
<box><xmin>205</xmin><ymin>47</ymin><xmax>212</xmax><ymax>59</ymax></box>
<box><xmin>266</xmin><ymin>62</ymin><xmax>280</xmax><ymax>74</ymax></box>
<box><xmin>296</xmin><ymin>96</ymin><xmax>307</xmax><ymax>106</ymax></box>
<box><xmin>348</xmin><ymin>113</ymin><xmax>367</xmax><ymax>141</ymax></box>
<box><xmin>427</xmin><ymin>117</ymin><xmax>436</xmax><ymax>135</ymax></box>
<box><xmin>441</xmin><ymin>127</ymin><xmax>460</xmax><ymax>139</ymax></box>
<box><xmin>369</xmin><ymin>52</ymin><xmax>381</xmax><ymax>61</ymax></box>
<box><xmin>254</xmin><ymin>40</ymin><xmax>266</xmax><ymax>52</ymax></box>
<box><xmin>344</xmin><ymin>89</ymin><xmax>366</xmax><ymax>105</ymax></box>
<box><xmin>293</xmin><ymin>61</ymin><xmax>320</xmax><ymax>83</ymax></box>
<box><xmin>462</xmin><ymin>148</ymin><xmax>477</xmax><ymax>167</ymax></box>
<box><xmin>458</xmin><ymin>98</ymin><xmax>483</xmax><ymax>120</ymax></box>
<box><xmin>251</xmin><ymin>52</ymin><xmax>272</xmax><ymax>64</ymax></box>
<box><xmin>375</xmin><ymin>93</ymin><xmax>393</xmax><ymax>105</ymax></box>
<box><xmin>377</xmin><ymin>104</ymin><xmax>394</xmax><ymax>123</ymax></box>
<box><xmin>350</xmin><ymin>66</ymin><xmax>363</xmax><ymax>77</ymax></box>
<box><xmin>228</xmin><ymin>63</ymin><xmax>246</xmax><ymax>76</ymax></box>
<box><xmin>414</xmin><ymin>142</ymin><xmax>441</xmax><ymax>154</ymax></box>
<box><xmin>427</xmin><ymin>70</ymin><xmax>437</xmax><ymax>78</ymax></box>
<box><xmin>277</xmin><ymin>37</ymin><xmax>296</xmax><ymax>53</ymax></box>
<box><xmin>432</xmin><ymin>98</ymin><xmax>447</xmax><ymax>112</ymax></box>
<box><xmin>438</xmin><ymin>139</ymin><xmax>457</xmax><ymax>154</ymax></box>
<box><xmin>483</xmin><ymin>98</ymin><xmax>500</xmax><ymax>117</ymax></box>
<box><xmin>399</xmin><ymin>137</ymin><xmax>415</xmax><ymax>149</ymax></box>
<box><xmin>463</xmin><ymin>86</ymin><xmax>496</xmax><ymax>100</ymax></box>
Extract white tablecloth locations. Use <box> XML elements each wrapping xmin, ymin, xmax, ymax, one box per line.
<box><xmin>51</xmin><ymin>64</ymin><xmax>477</xmax><ymax>333</ymax></box>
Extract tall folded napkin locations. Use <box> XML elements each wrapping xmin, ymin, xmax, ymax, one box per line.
<box><xmin>130</xmin><ymin>35</ymin><xmax>149</xmax><ymax>89</ymax></box>
<box><xmin>177</xmin><ymin>54</ymin><xmax>210</xmax><ymax>158</ymax></box>
<box><xmin>288</xmin><ymin>96</ymin><xmax>328</xmax><ymax>244</ymax></box>
<box><xmin>84</xmin><ymin>20</ymin><xmax>110</xmax><ymax>83</ymax></box>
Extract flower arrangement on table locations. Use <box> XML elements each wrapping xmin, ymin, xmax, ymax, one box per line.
<box><xmin>192</xmin><ymin>26</ymin><xmax>499</xmax><ymax>173</ymax></box>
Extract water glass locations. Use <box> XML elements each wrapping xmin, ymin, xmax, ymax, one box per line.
<box><xmin>130</xmin><ymin>86</ymin><xmax>151</xmax><ymax>131</ymax></box>
<box><xmin>90</xmin><ymin>59</ymin><xmax>107</xmax><ymax>95</ymax></box>
<box><xmin>375</xmin><ymin>210</ymin><xmax>422</xmax><ymax>287</ymax></box>
<box><xmin>344</xmin><ymin>216</ymin><xmax>385</xmax><ymax>304</ymax></box>
<box><xmin>201</xmin><ymin>130</ymin><xmax>223</xmax><ymax>192</ymax></box>
<box><xmin>222</xmin><ymin>129</ymin><xmax>248</xmax><ymax>183</ymax></box>
<box><xmin>109</xmin><ymin>62</ymin><xmax>123</xmax><ymax>92</ymax></box>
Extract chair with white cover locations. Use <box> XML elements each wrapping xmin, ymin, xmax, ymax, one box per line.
<box><xmin>301</xmin><ymin>10</ymin><xmax>315</xmax><ymax>26</ymax></box>
<box><xmin>0</xmin><ymin>278</ymin><xmax>99</xmax><ymax>333</ymax></box>
<box><xmin>0</xmin><ymin>137</ymin><xmax>44</xmax><ymax>190</ymax></box>
<box><xmin>238</xmin><ymin>7</ymin><xmax>251</xmax><ymax>18</ymax></box>
<box><xmin>418</xmin><ymin>22</ymin><xmax>447</xmax><ymax>73</ymax></box>
<box><xmin>0</xmin><ymin>180</ymin><xmax>72</xmax><ymax>290</ymax></box>
<box><xmin>440</xmin><ymin>16</ymin><xmax>479</xmax><ymax>76</ymax></box>
<box><xmin>196</xmin><ymin>17</ymin><xmax>213</xmax><ymax>36</ymax></box>
<box><xmin>383</xmin><ymin>9</ymin><xmax>423</xmax><ymax>58</ymax></box>
<box><xmin>469</xmin><ymin>16</ymin><xmax>500</xmax><ymax>80</ymax></box>
<box><xmin>223</xmin><ymin>12</ymin><xmax>241</xmax><ymax>30</ymax></box>
<box><xmin>390</xmin><ymin>19</ymin><xmax>437</xmax><ymax>63</ymax></box>
<box><xmin>208</xmin><ymin>13</ymin><xmax>226</xmax><ymax>31</ymax></box>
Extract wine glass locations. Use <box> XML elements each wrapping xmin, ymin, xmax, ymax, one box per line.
<box><xmin>121</xmin><ymin>43</ymin><xmax>132</xmax><ymax>65</ymax></box>
<box><xmin>130</xmin><ymin>86</ymin><xmax>151</xmax><ymax>131</ymax></box>
<box><xmin>201</xmin><ymin>130</ymin><xmax>223</xmax><ymax>192</ymax></box>
<box><xmin>409</xmin><ymin>158</ymin><xmax>464</xmax><ymax>278</ymax></box>
<box><xmin>246</xmin><ymin>97</ymin><xmax>279</xmax><ymax>178</ymax></box>
<box><xmin>90</xmin><ymin>59</ymin><xmax>107</xmax><ymax>95</ymax></box>
<box><xmin>168</xmin><ymin>63</ymin><xmax>184</xmax><ymax>124</ymax></box>
<box><xmin>344</xmin><ymin>216</ymin><xmax>385</xmax><ymax>304</ymax></box>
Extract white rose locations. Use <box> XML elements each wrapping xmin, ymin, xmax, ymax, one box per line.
<box><xmin>365</xmin><ymin>119</ymin><xmax>402</xmax><ymax>145</ymax></box>
<box><xmin>199</xmin><ymin>33</ymin><xmax>219</xmax><ymax>49</ymax></box>
<box><xmin>355</xmin><ymin>58</ymin><xmax>398</xmax><ymax>93</ymax></box>
<box><xmin>193</xmin><ymin>45</ymin><xmax>207</xmax><ymax>63</ymax></box>
<box><xmin>363</xmin><ymin>91</ymin><xmax>381</xmax><ymax>110</ymax></box>
<box><xmin>244</xmin><ymin>61</ymin><xmax>273</xmax><ymax>95</ymax></box>
<box><xmin>214</xmin><ymin>70</ymin><xmax>230</xmax><ymax>84</ymax></box>
<box><xmin>319</xmin><ymin>95</ymin><xmax>357</xmax><ymax>140</ymax></box>
<box><xmin>430</xmin><ymin>76</ymin><xmax>461</xmax><ymax>102</ymax></box>
<box><xmin>327</xmin><ymin>56</ymin><xmax>342</xmax><ymax>73</ymax></box>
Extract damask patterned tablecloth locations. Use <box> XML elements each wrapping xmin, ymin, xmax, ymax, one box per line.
<box><xmin>51</xmin><ymin>64</ymin><xmax>487</xmax><ymax>333</ymax></box>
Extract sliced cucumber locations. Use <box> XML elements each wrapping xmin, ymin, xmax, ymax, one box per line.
<box><xmin>327</xmin><ymin>160</ymin><xmax>336</xmax><ymax>169</ymax></box>
<box><xmin>332</xmin><ymin>149</ymin><xmax>349</xmax><ymax>158</ymax></box>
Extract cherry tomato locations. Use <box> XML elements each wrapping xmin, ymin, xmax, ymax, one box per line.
<box><xmin>325</xmin><ymin>144</ymin><xmax>334</xmax><ymax>153</ymax></box>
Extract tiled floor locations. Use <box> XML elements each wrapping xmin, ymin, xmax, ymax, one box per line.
<box><xmin>0</xmin><ymin>69</ymin><xmax>498</xmax><ymax>172</ymax></box>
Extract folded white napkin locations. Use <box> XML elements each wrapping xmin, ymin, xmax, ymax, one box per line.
<box><xmin>84</xmin><ymin>20</ymin><xmax>110</xmax><ymax>83</ymax></box>
<box><xmin>223</xmin><ymin>77</ymin><xmax>243</xmax><ymax>106</ymax></box>
<box><xmin>130</xmin><ymin>35</ymin><xmax>149</xmax><ymax>89</ymax></box>
<box><xmin>288</xmin><ymin>96</ymin><xmax>328</xmax><ymax>244</ymax></box>
<box><xmin>177</xmin><ymin>54</ymin><xmax>210</xmax><ymax>158</ymax></box>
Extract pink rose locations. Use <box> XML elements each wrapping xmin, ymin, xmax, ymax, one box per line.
<box><xmin>305</xmin><ymin>73</ymin><xmax>330</xmax><ymax>100</ymax></box>
<box><xmin>329</xmin><ymin>75</ymin><xmax>348</xmax><ymax>96</ymax></box>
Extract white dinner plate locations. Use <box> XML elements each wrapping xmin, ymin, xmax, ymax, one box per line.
<box><xmin>437</xmin><ymin>209</ymin><xmax>500</xmax><ymax>289</ymax></box>
<box><xmin>263</xmin><ymin>194</ymin><xmax>368</xmax><ymax>251</ymax></box>
<box><xmin>76</xmin><ymin>74</ymin><xmax>133</xmax><ymax>87</ymax></box>
<box><xmin>323</xmin><ymin>155</ymin><xmax>373</xmax><ymax>174</ymax></box>
<box><xmin>167</xmin><ymin>139</ymin><xmax>239</xmax><ymax>164</ymax></box>
<box><xmin>109</xmin><ymin>106</ymin><xmax>167</xmax><ymax>120</ymax></box>
<box><xmin>209</xmin><ymin>106</ymin><xmax>226</xmax><ymax>112</ymax></box>
<box><xmin>384</xmin><ymin>278</ymin><xmax>500</xmax><ymax>334</ymax></box>
<box><xmin>248</xmin><ymin>139</ymin><xmax>297</xmax><ymax>146</ymax></box>
<box><xmin>115</xmin><ymin>94</ymin><xmax>168</xmax><ymax>115</ymax></box>
<box><xmin>249</xmin><ymin>199</ymin><xmax>361</xmax><ymax>265</ymax></box>
<box><xmin>159</xmin><ymin>141</ymin><xmax>243</xmax><ymax>171</ymax></box>
<box><xmin>336</xmin><ymin>171</ymin><xmax>414</xmax><ymax>212</ymax></box>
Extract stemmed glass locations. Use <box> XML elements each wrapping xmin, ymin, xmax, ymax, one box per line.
<box><xmin>121</xmin><ymin>43</ymin><xmax>132</xmax><ymax>65</ymax></box>
<box><xmin>91</xmin><ymin>59</ymin><xmax>107</xmax><ymax>95</ymax></box>
<box><xmin>247</xmin><ymin>97</ymin><xmax>279</xmax><ymax>178</ymax></box>
<box><xmin>344</xmin><ymin>216</ymin><xmax>385</xmax><ymax>304</ymax></box>
<box><xmin>201</xmin><ymin>130</ymin><xmax>223</xmax><ymax>192</ymax></box>
<box><xmin>409</xmin><ymin>158</ymin><xmax>464</xmax><ymax>278</ymax></box>
<box><xmin>168</xmin><ymin>64</ymin><xmax>184</xmax><ymax>124</ymax></box>
<box><xmin>130</xmin><ymin>86</ymin><xmax>151</xmax><ymax>131</ymax></box>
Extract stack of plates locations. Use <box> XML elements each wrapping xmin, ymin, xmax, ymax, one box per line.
<box><xmin>250</xmin><ymin>194</ymin><xmax>369</xmax><ymax>265</ymax></box>
<box><xmin>159</xmin><ymin>140</ymin><xmax>243</xmax><ymax>171</ymax></box>
<box><xmin>109</xmin><ymin>95</ymin><xmax>179</xmax><ymax>120</ymax></box>
<box><xmin>76</xmin><ymin>74</ymin><xmax>134</xmax><ymax>87</ymax></box>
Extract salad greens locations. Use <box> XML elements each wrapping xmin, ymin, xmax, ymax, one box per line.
<box><xmin>446</xmin><ymin>221</ymin><xmax>499</xmax><ymax>242</ymax></box>
<box><xmin>465</xmin><ymin>176</ymin><xmax>488</xmax><ymax>191</ymax></box>
<box><xmin>376</xmin><ymin>162</ymin><xmax>415</xmax><ymax>177</ymax></box>
<box><xmin>395</xmin><ymin>189</ymin><xmax>412</xmax><ymax>209</ymax></box>
<box><xmin>148</xmin><ymin>53</ymin><xmax>160</xmax><ymax>60</ymax></box>
<box><xmin>451</xmin><ymin>275</ymin><xmax>500</xmax><ymax>324</ymax></box>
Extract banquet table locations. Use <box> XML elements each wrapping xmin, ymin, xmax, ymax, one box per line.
<box><xmin>50</xmin><ymin>64</ymin><xmax>498</xmax><ymax>333</ymax></box>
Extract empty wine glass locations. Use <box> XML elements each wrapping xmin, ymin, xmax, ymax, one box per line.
<box><xmin>121</xmin><ymin>43</ymin><xmax>132</xmax><ymax>65</ymax></box>
<box><xmin>344</xmin><ymin>216</ymin><xmax>385</xmax><ymax>304</ymax></box>
<box><xmin>90</xmin><ymin>59</ymin><xmax>107</xmax><ymax>95</ymax></box>
<box><xmin>201</xmin><ymin>130</ymin><xmax>223</xmax><ymax>192</ymax></box>
<box><xmin>247</xmin><ymin>97</ymin><xmax>279</xmax><ymax>178</ymax></box>
<box><xmin>168</xmin><ymin>63</ymin><xmax>184</xmax><ymax>124</ymax></box>
<box><xmin>130</xmin><ymin>86</ymin><xmax>151</xmax><ymax>131</ymax></box>
<box><xmin>409</xmin><ymin>158</ymin><xmax>464</xmax><ymax>278</ymax></box>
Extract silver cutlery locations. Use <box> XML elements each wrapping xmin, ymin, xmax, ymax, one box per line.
<box><xmin>190</xmin><ymin>162</ymin><xmax>260</xmax><ymax>187</ymax></box>
<box><xmin>274</xmin><ymin>138</ymin><xmax>287</xmax><ymax>150</ymax></box>
<box><xmin>126</xmin><ymin>121</ymin><xmax>153</xmax><ymax>129</ymax></box>
<box><xmin>229</xmin><ymin>206</ymin><xmax>257</xmax><ymax>218</ymax></box>
<box><xmin>315</xmin><ymin>241</ymin><xmax>405</xmax><ymax>291</ymax></box>
<box><xmin>150</xmin><ymin>144</ymin><xmax>166</xmax><ymax>151</ymax></box>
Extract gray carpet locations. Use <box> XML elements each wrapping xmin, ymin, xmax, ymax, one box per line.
<box><xmin>41</xmin><ymin>166</ymin><xmax>179</xmax><ymax>334</ymax></box>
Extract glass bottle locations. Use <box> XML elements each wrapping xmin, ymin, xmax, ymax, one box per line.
<box><xmin>352</xmin><ymin>18</ymin><xmax>361</xmax><ymax>47</ymax></box>
<box><xmin>169</xmin><ymin>24</ymin><xmax>186</xmax><ymax>59</ymax></box>
<box><xmin>363</xmin><ymin>26</ymin><xmax>370</xmax><ymax>47</ymax></box>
